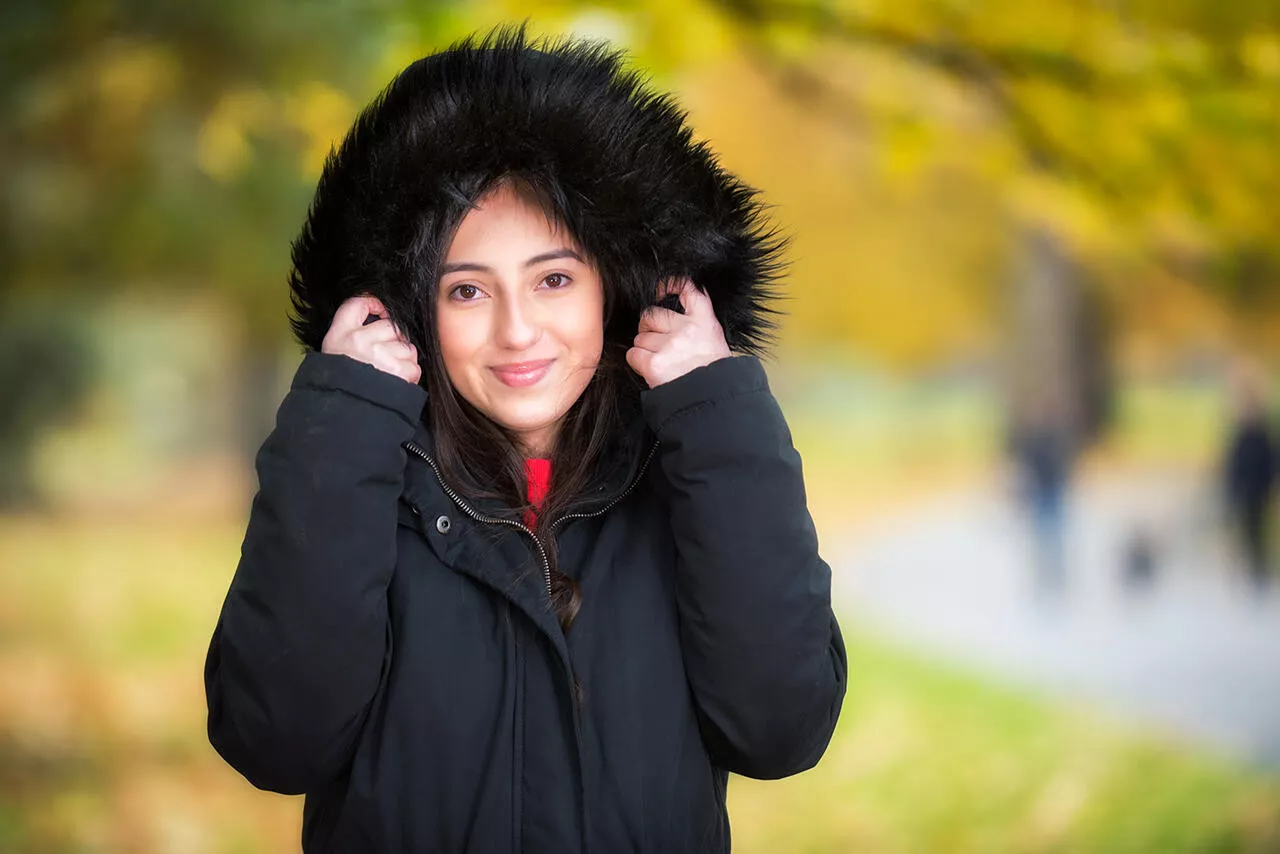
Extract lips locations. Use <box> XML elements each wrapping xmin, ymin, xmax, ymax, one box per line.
<box><xmin>490</xmin><ymin>358</ymin><xmax>555</xmax><ymax>388</ymax></box>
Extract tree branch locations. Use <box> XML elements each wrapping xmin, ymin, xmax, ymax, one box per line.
<box><xmin>713</xmin><ymin>0</ymin><xmax>1124</xmax><ymax>194</ymax></box>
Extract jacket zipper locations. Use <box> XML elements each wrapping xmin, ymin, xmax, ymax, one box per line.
<box><xmin>403</xmin><ymin>440</ymin><xmax>553</xmax><ymax>597</ymax></box>
<box><xmin>546</xmin><ymin>440</ymin><xmax>659</xmax><ymax>535</ymax></box>
<box><xmin>405</xmin><ymin>437</ymin><xmax>659</xmax><ymax>852</ymax></box>
<box><xmin>402</xmin><ymin>438</ymin><xmax>660</xmax><ymax>599</ymax></box>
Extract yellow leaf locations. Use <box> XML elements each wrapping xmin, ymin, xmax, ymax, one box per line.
<box><xmin>196</xmin><ymin>90</ymin><xmax>272</xmax><ymax>182</ymax></box>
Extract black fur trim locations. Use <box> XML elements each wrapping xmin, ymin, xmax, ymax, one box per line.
<box><xmin>288</xmin><ymin>25</ymin><xmax>786</xmax><ymax>360</ymax></box>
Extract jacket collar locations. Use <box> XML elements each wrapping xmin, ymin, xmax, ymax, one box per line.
<box><xmin>401</xmin><ymin>398</ymin><xmax>656</xmax><ymax>525</ymax></box>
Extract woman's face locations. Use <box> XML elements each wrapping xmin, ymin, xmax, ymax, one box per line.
<box><xmin>436</xmin><ymin>185</ymin><xmax>605</xmax><ymax>457</ymax></box>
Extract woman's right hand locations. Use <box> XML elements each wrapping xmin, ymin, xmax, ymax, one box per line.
<box><xmin>321</xmin><ymin>295</ymin><xmax>422</xmax><ymax>385</ymax></box>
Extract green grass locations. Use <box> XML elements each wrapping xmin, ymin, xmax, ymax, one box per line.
<box><xmin>1106</xmin><ymin>382</ymin><xmax>1229</xmax><ymax>466</ymax></box>
<box><xmin>1</xmin><ymin>516</ymin><xmax>1276</xmax><ymax>853</ymax></box>
<box><xmin>729</xmin><ymin>634</ymin><xmax>1280</xmax><ymax>853</ymax></box>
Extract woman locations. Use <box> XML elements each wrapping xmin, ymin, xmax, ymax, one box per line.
<box><xmin>205</xmin><ymin>28</ymin><xmax>846</xmax><ymax>853</ymax></box>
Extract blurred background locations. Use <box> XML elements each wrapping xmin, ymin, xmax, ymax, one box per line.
<box><xmin>3</xmin><ymin>0</ymin><xmax>1279</xmax><ymax>851</ymax></box>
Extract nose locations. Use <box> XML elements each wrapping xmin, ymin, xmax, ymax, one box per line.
<box><xmin>494</xmin><ymin>291</ymin><xmax>541</xmax><ymax>350</ymax></box>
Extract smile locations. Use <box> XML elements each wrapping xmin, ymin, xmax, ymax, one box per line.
<box><xmin>490</xmin><ymin>359</ymin><xmax>555</xmax><ymax>388</ymax></box>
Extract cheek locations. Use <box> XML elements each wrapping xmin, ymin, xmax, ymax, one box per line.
<box><xmin>571</xmin><ymin>288</ymin><xmax>606</xmax><ymax>363</ymax></box>
<box><xmin>436</xmin><ymin>311</ymin><xmax>486</xmax><ymax>384</ymax></box>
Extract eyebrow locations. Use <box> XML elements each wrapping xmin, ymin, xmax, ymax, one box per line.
<box><xmin>440</xmin><ymin>249</ymin><xmax>584</xmax><ymax>276</ymax></box>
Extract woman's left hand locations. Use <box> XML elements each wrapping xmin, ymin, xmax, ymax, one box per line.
<box><xmin>627</xmin><ymin>278</ymin><xmax>733</xmax><ymax>389</ymax></box>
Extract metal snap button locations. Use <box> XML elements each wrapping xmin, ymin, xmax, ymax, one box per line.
<box><xmin>435</xmin><ymin>515</ymin><xmax>452</xmax><ymax>535</ymax></box>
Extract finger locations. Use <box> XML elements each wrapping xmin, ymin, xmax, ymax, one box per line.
<box><xmin>372</xmin><ymin>352</ymin><xmax>421</xmax><ymax>384</ymax></box>
<box><xmin>655</xmin><ymin>276</ymin><xmax>686</xmax><ymax>301</ymax></box>
<box><xmin>384</xmin><ymin>363</ymin><xmax>421</xmax><ymax>385</ymax></box>
<box><xmin>373</xmin><ymin>339</ymin><xmax>417</xmax><ymax>362</ymax></box>
<box><xmin>333</xmin><ymin>294</ymin><xmax>388</xmax><ymax>332</ymax></box>
<box><xmin>651</xmin><ymin>277</ymin><xmax>689</xmax><ymax>313</ymax></box>
<box><xmin>355</xmin><ymin>318</ymin><xmax>405</xmax><ymax>344</ymax></box>
<box><xmin>360</xmin><ymin>294</ymin><xmax>390</xmax><ymax>317</ymax></box>
<box><xmin>330</xmin><ymin>298</ymin><xmax>369</xmax><ymax>333</ymax></box>
<box><xmin>625</xmin><ymin>346</ymin><xmax>653</xmax><ymax>382</ymax></box>
<box><xmin>681</xmin><ymin>281</ymin><xmax>716</xmax><ymax>321</ymax></box>
<box><xmin>632</xmin><ymin>331</ymin><xmax>666</xmax><ymax>352</ymax></box>
<box><xmin>638</xmin><ymin>306</ymin><xmax>679</xmax><ymax>334</ymax></box>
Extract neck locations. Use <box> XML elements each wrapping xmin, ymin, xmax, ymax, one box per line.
<box><xmin>518</xmin><ymin>424</ymin><xmax>558</xmax><ymax>459</ymax></box>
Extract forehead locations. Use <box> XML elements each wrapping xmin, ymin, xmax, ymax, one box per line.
<box><xmin>445</xmin><ymin>185</ymin><xmax>577</xmax><ymax>260</ymax></box>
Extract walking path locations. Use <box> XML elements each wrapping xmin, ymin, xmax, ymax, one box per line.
<box><xmin>832</xmin><ymin>468</ymin><xmax>1280</xmax><ymax>766</ymax></box>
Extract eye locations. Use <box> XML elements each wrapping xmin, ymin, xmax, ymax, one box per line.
<box><xmin>449</xmin><ymin>283</ymin><xmax>483</xmax><ymax>301</ymax></box>
<box><xmin>542</xmin><ymin>273</ymin><xmax>571</xmax><ymax>289</ymax></box>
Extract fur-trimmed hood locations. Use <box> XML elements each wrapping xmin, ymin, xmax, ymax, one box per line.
<box><xmin>288</xmin><ymin>27</ymin><xmax>785</xmax><ymax>371</ymax></box>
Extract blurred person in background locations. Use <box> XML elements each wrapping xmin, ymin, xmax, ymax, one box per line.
<box><xmin>202</xmin><ymin>29</ymin><xmax>845</xmax><ymax>853</ymax></box>
<box><xmin>1223</xmin><ymin>363</ymin><xmax>1277</xmax><ymax>590</ymax></box>
<box><xmin>1008</xmin><ymin>390</ymin><xmax>1077</xmax><ymax>597</ymax></box>
<box><xmin>1002</xmin><ymin>232</ymin><xmax>1111</xmax><ymax>602</ymax></box>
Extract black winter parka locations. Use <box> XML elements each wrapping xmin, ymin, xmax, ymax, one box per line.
<box><xmin>205</xmin><ymin>349</ymin><xmax>847</xmax><ymax>853</ymax></box>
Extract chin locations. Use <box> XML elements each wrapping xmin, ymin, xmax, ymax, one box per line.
<box><xmin>491</xmin><ymin>407</ymin><xmax>560</xmax><ymax>436</ymax></box>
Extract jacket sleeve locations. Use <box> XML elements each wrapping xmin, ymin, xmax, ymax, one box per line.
<box><xmin>204</xmin><ymin>351</ymin><xmax>427</xmax><ymax>794</ymax></box>
<box><xmin>641</xmin><ymin>355</ymin><xmax>848</xmax><ymax>780</ymax></box>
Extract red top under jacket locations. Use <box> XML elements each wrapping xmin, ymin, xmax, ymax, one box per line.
<box><xmin>524</xmin><ymin>458</ymin><xmax>551</xmax><ymax>526</ymax></box>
